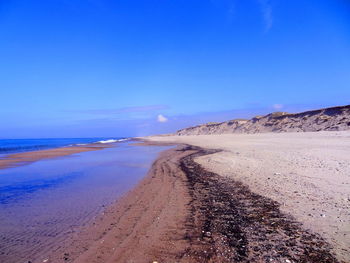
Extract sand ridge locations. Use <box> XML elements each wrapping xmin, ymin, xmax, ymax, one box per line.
<box><xmin>0</xmin><ymin>144</ymin><xmax>110</xmax><ymax>169</ymax></box>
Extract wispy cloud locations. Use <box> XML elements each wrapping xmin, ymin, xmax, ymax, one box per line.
<box><xmin>272</xmin><ymin>104</ymin><xmax>283</xmax><ymax>110</ymax></box>
<box><xmin>258</xmin><ymin>0</ymin><xmax>273</xmax><ymax>33</ymax></box>
<box><xmin>212</xmin><ymin>0</ymin><xmax>273</xmax><ymax>32</ymax></box>
<box><xmin>69</xmin><ymin>105</ymin><xmax>169</xmax><ymax>115</ymax></box>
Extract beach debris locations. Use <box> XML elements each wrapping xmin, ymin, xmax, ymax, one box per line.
<box><xmin>152</xmin><ymin>261</ymin><xmax>158</xmax><ymax>263</ymax></box>
<box><xmin>321</xmin><ymin>214</ymin><xmax>326</xmax><ymax>217</ymax></box>
<box><xmin>43</xmin><ymin>259</ymin><xmax>49</xmax><ymax>263</ymax></box>
<box><xmin>180</xmin><ymin>146</ymin><xmax>340</xmax><ymax>263</ymax></box>
<box><xmin>274</xmin><ymin>172</ymin><xmax>281</xmax><ymax>175</ymax></box>
<box><xmin>63</xmin><ymin>253</ymin><xmax>69</xmax><ymax>261</ymax></box>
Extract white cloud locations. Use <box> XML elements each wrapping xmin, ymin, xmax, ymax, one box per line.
<box><xmin>272</xmin><ymin>104</ymin><xmax>283</xmax><ymax>110</ymax></box>
<box><xmin>258</xmin><ymin>0</ymin><xmax>273</xmax><ymax>33</ymax></box>
<box><xmin>157</xmin><ymin>114</ymin><xmax>168</xmax><ymax>123</ymax></box>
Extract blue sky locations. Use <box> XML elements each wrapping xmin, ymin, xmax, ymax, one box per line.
<box><xmin>0</xmin><ymin>0</ymin><xmax>349</xmax><ymax>138</ymax></box>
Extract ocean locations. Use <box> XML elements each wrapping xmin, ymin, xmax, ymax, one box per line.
<box><xmin>0</xmin><ymin>137</ymin><xmax>127</xmax><ymax>155</ymax></box>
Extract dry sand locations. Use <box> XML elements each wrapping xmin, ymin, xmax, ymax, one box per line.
<box><xmin>145</xmin><ymin>131</ymin><xmax>350</xmax><ymax>262</ymax></box>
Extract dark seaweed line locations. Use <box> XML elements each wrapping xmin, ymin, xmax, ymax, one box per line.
<box><xmin>178</xmin><ymin>145</ymin><xmax>341</xmax><ymax>263</ymax></box>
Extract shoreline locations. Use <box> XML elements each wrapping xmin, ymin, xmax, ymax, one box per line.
<box><xmin>0</xmin><ymin>140</ymin><xmax>165</xmax><ymax>263</ymax></box>
<box><xmin>0</xmin><ymin>144</ymin><xmax>111</xmax><ymax>170</ymax></box>
<box><xmin>45</xmin><ymin>144</ymin><xmax>192</xmax><ymax>263</ymax></box>
<box><xmin>45</xmin><ymin>141</ymin><xmax>343</xmax><ymax>263</ymax></box>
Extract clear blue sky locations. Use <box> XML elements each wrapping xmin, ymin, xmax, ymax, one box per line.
<box><xmin>0</xmin><ymin>0</ymin><xmax>349</xmax><ymax>138</ymax></box>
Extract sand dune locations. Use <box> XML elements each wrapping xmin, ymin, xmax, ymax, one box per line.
<box><xmin>177</xmin><ymin>105</ymin><xmax>350</xmax><ymax>135</ymax></box>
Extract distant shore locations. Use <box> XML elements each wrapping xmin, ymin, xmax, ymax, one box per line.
<box><xmin>44</xmin><ymin>131</ymin><xmax>349</xmax><ymax>263</ymax></box>
<box><xmin>0</xmin><ymin>144</ymin><xmax>111</xmax><ymax>169</ymax></box>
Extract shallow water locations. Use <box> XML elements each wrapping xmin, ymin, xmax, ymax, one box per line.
<box><xmin>0</xmin><ymin>141</ymin><xmax>169</xmax><ymax>263</ymax></box>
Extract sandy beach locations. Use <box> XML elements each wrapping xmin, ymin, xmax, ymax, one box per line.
<box><xmin>37</xmin><ymin>131</ymin><xmax>349</xmax><ymax>263</ymax></box>
<box><xmin>1</xmin><ymin>132</ymin><xmax>349</xmax><ymax>262</ymax></box>
<box><xmin>144</xmin><ymin>131</ymin><xmax>350</xmax><ymax>262</ymax></box>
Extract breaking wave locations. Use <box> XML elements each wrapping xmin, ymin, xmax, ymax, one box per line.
<box><xmin>96</xmin><ymin>138</ymin><xmax>128</xmax><ymax>144</ymax></box>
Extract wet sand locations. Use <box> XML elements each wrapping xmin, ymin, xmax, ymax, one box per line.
<box><xmin>0</xmin><ymin>144</ymin><xmax>110</xmax><ymax>169</ymax></box>
<box><xmin>45</xmin><ymin>141</ymin><xmax>345</xmax><ymax>263</ymax></box>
